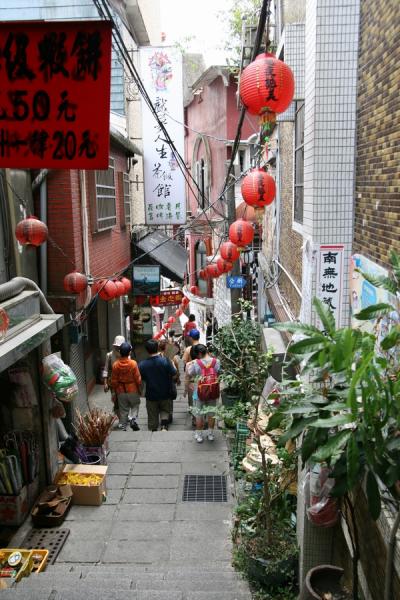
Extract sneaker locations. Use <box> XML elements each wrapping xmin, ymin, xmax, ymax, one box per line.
<box><xmin>130</xmin><ymin>420</ymin><xmax>140</xmax><ymax>431</ymax></box>
<box><xmin>195</xmin><ymin>431</ymin><xmax>203</xmax><ymax>443</ymax></box>
<box><xmin>118</xmin><ymin>423</ymin><xmax>127</xmax><ymax>431</ymax></box>
<box><xmin>207</xmin><ymin>430</ymin><xmax>215</xmax><ymax>442</ymax></box>
<box><xmin>160</xmin><ymin>425</ymin><xmax>168</xmax><ymax>431</ymax></box>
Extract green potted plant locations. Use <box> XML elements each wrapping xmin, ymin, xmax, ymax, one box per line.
<box><xmin>271</xmin><ymin>251</ymin><xmax>400</xmax><ymax>600</ymax></box>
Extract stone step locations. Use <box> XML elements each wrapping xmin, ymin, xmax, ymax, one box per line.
<box><xmin>3</xmin><ymin>588</ymin><xmax>251</xmax><ymax>600</ymax></box>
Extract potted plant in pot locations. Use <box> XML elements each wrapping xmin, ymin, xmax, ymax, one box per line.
<box><xmin>271</xmin><ymin>251</ymin><xmax>400</xmax><ymax>600</ymax></box>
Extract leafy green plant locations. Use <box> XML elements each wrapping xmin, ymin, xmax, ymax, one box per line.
<box><xmin>272</xmin><ymin>251</ymin><xmax>400</xmax><ymax>600</ymax></box>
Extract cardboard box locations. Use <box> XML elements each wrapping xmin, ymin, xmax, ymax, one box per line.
<box><xmin>54</xmin><ymin>465</ymin><xmax>107</xmax><ymax>506</ymax></box>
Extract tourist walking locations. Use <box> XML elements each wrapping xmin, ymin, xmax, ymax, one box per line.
<box><xmin>187</xmin><ymin>344</ymin><xmax>220</xmax><ymax>443</ymax></box>
<box><xmin>102</xmin><ymin>335</ymin><xmax>125</xmax><ymax>417</ymax></box>
<box><xmin>158</xmin><ymin>338</ymin><xmax>181</xmax><ymax>424</ymax></box>
<box><xmin>182</xmin><ymin>328</ymin><xmax>200</xmax><ymax>366</ymax></box>
<box><xmin>183</xmin><ymin>314</ymin><xmax>197</xmax><ymax>347</ymax></box>
<box><xmin>111</xmin><ymin>342</ymin><xmax>142</xmax><ymax>431</ymax></box>
<box><xmin>139</xmin><ymin>339</ymin><xmax>177</xmax><ymax>431</ymax></box>
<box><xmin>184</xmin><ymin>343</ymin><xmax>201</xmax><ymax>428</ymax></box>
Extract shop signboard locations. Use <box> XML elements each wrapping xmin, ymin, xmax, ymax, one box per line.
<box><xmin>133</xmin><ymin>265</ymin><xmax>160</xmax><ymax>296</ymax></box>
<box><xmin>0</xmin><ymin>21</ymin><xmax>112</xmax><ymax>169</ymax></box>
<box><xmin>140</xmin><ymin>46</ymin><xmax>186</xmax><ymax>225</ymax></box>
<box><xmin>149</xmin><ymin>289</ymin><xmax>183</xmax><ymax>306</ymax></box>
<box><xmin>316</xmin><ymin>244</ymin><xmax>345</xmax><ymax>326</ymax></box>
<box><xmin>226</xmin><ymin>276</ymin><xmax>247</xmax><ymax>289</ymax></box>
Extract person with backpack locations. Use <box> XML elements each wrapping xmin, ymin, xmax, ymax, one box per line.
<box><xmin>187</xmin><ymin>344</ymin><xmax>220</xmax><ymax>443</ymax></box>
<box><xmin>183</xmin><ymin>314</ymin><xmax>197</xmax><ymax>347</ymax></box>
<box><xmin>139</xmin><ymin>339</ymin><xmax>177</xmax><ymax>431</ymax></box>
<box><xmin>111</xmin><ymin>342</ymin><xmax>142</xmax><ymax>431</ymax></box>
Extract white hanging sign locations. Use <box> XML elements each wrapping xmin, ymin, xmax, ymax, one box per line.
<box><xmin>316</xmin><ymin>244</ymin><xmax>345</xmax><ymax>326</ymax></box>
<box><xmin>140</xmin><ymin>47</ymin><xmax>186</xmax><ymax>225</ymax></box>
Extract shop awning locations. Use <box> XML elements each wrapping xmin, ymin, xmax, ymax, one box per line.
<box><xmin>135</xmin><ymin>231</ymin><xmax>187</xmax><ymax>282</ymax></box>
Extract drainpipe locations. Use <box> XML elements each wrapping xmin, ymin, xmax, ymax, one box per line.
<box><xmin>79</xmin><ymin>170</ymin><xmax>91</xmax><ymax>307</ymax></box>
<box><xmin>39</xmin><ymin>178</ymin><xmax>47</xmax><ymax>295</ymax></box>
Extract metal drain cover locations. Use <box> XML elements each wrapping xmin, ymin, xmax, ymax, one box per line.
<box><xmin>182</xmin><ymin>475</ymin><xmax>227</xmax><ymax>502</ymax></box>
<box><xmin>21</xmin><ymin>528</ymin><xmax>70</xmax><ymax>564</ymax></box>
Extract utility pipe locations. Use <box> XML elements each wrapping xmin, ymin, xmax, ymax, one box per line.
<box><xmin>0</xmin><ymin>277</ymin><xmax>54</xmax><ymax>313</ymax></box>
<box><xmin>39</xmin><ymin>178</ymin><xmax>47</xmax><ymax>295</ymax></box>
<box><xmin>79</xmin><ymin>170</ymin><xmax>92</xmax><ymax>307</ymax></box>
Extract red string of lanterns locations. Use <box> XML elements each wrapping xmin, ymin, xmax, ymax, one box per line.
<box><xmin>15</xmin><ymin>216</ymin><xmax>48</xmax><ymax>247</ymax></box>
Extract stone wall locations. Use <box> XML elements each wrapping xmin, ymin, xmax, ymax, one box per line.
<box><xmin>353</xmin><ymin>0</ymin><xmax>400</xmax><ymax>268</ymax></box>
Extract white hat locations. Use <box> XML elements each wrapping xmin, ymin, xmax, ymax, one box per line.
<box><xmin>113</xmin><ymin>335</ymin><xmax>125</xmax><ymax>347</ymax></box>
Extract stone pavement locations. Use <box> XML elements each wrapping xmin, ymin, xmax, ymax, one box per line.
<box><xmin>5</xmin><ymin>362</ymin><xmax>252</xmax><ymax>599</ymax></box>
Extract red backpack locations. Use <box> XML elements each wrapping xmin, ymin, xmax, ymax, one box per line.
<box><xmin>196</xmin><ymin>358</ymin><xmax>220</xmax><ymax>401</ymax></box>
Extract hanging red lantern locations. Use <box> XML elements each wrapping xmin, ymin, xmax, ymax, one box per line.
<box><xmin>181</xmin><ymin>297</ymin><xmax>190</xmax><ymax>307</ymax></box>
<box><xmin>239</xmin><ymin>53</ymin><xmax>295</xmax><ymax>116</ymax></box>
<box><xmin>113</xmin><ymin>280</ymin><xmax>126</xmax><ymax>297</ymax></box>
<box><xmin>15</xmin><ymin>216</ymin><xmax>48</xmax><ymax>247</ymax></box>
<box><xmin>199</xmin><ymin>269</ymin><xmax>208</xmax><ymax>280</ymax></box>
<box><xmin>175</xmin><ymin>308</ymin><xmax>183</xmax><ymax>317</ymax></box>
<box><xmin>120</xmin><ymin>277</ymin><xmax>132</xmax><ymax>294</ymax></box>
<box><xmin>190</xmin><ymin>285</ymin><xmax>199</xmax><ymax>295</ymax></box>
<box><xmin>217</xmin><ymin>258</ymin><xmax>233</xmax><ymax>274</ymax></box>
<box><xmin>241</xmin><ymin>168</ymin><xmax>276</xmax><ymax>207</ymax></box>
<box><xmin>164</xmin><ymin>323</ymin><xmax>171</xmax><ymax>330</ymax></box>
<box><xmin>229</xmin><ymin>219</ymin><xmax>254</xmax><ymax>248</ymax></box>
<box><xmin>135</xmin><ymin>295</ymin><xmax>146</xmax><ymax>306</ymax></box>
<box><xmin>168</xmin><ymin>316</ymin><xmax>175</xmax><ymax>324</ymax></box>
<box><xmin>220</xmin><ymin>241</ymin><xmax>240</xmax><ymax>262</ymax></box>
<box><xmin>97</xmin><ymin>279</ymin><xmax>118</xmax><ymax>301</ymax></box>
<box><xmin>206</xmin><ymin>264</ymin><xmax>221</xmax><ymax>278</ymax></box>
<box><xmin>63</xmin><ymin>271</ymin><xmax>88</xmax><ymax>294</ymax></box>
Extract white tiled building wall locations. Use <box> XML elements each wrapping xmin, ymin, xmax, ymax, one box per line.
<box><xmin>277</xmin><ymin>23</ymin><xmax>306</xmax><ymax>122</ymax></box>
<box><xmin>302</xmin><ymin>0</ymin><xmax>360</xmax><ymax>328</ymax></box>
<box><xmin>213</xmin><ymin>276</ymin><xmax>232</xmax><ymax>327</ymax></box>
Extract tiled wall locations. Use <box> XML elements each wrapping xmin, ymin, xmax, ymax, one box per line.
<box><xmin>302</xmin><ymin>0</ymin><xmax>360</xmax><ymax>327</ymax></box>
<box><xmin>278</xmin><ymin>23</ymin><xmax>306</xmax><ymax>122</ymax></box>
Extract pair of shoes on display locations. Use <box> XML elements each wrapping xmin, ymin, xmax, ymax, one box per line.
<box><xmin>129</xmin><ymin>418</ymin><xmax>140</xmax><ymax>431</ymax></box>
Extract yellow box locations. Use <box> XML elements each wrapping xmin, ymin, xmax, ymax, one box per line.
<box><xmin>54</xmin><ymin>465</ymin><xmax>107</xmax><ymax>506</ymax></box>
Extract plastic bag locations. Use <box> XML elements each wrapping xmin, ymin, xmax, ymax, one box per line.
<box><xmin>42</xmin><ymin>354</ymin><xmax>78</xmax><ymax>403</ymax></box>
<box><xmin>306</xmin><ymin>465</ymin><xmax>339</xmax><ymax>528</ymax></box>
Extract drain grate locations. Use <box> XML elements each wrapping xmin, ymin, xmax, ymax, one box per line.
<box><xmin>182</xmin><ymin>475</ymin><xmax>227</xmax><ymax>502</ymax></box>
<box><xmin>21</xmin><ymin>528</ymin><xmax>70</xmax><ymax>564</ymax></box>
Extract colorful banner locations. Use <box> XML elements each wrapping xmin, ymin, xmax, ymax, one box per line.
<box><xmin>140</xmin><ymin>47</ymin><xmax>186</xmax><ymax>225</ymax></box>
<box><xmin>0</xmin><ymin>21</ymin><xmax>111</xmax><ymax>169</ymax></box>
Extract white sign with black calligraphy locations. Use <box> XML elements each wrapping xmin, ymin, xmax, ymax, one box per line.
<box><xmin>140</xmin><ymin>47</ymin><xmax>186</xmax><ymax>225</ymax></box>
<box><xmin>316</xmin><ymin>244</ymin><xmax>345</xmax><ymax>327</ymax></box>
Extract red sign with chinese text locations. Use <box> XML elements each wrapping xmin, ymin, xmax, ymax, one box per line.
<box><xmin>150</xmin><ymin>289</ymin><xmax>183</xmax><ymax>307</ymax></box>
<box><xmin>0</xmin><ymin>21</ymin><xmax>112</xmax><ymax>169</ymax></box>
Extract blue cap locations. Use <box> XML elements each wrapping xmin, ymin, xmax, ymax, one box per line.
<box><xmin>189</xmin><ymin>329</ymin><xmax>200</xmax><ymax>340</ymax></box>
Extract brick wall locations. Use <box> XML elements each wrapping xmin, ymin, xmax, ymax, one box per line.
<box><xmin>353</xmin><ymin>0</ymin><xmax>400</xmax><ymax>268</ymax></box>
<box><xmin>47</xmin><ymin>143</ymin><xmax>132</xmax><ymax>294</ymax></box>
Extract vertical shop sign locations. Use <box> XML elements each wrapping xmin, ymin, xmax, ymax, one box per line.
<box><xmin>0</xmin><ymin>21</ymin><xmax>111</xmax><ymax>169</ymax></box>
<box><xmin>140</xmin><ymin>47</ymin><xmax>186</xmax><ymax>225</ymax></box>
<box><xmin>316</xmin><ymin>244</ymin><xmax>345</xmax><ymax>326</ymax></box>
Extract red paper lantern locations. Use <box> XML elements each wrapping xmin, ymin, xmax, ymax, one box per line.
<box><xmin>164</xmin><ymin>323</ymin><xmax>171</xmax><ymax>330</ymax></box>
<box><xmin>175</xmin><ymin>309</ymin><xmax>183</xmax><ymax>317</ymax></box>
<box><xmin>229</xmin><ymin>219</ymin><xmax>254</xmax><ymax>248</ymax></box>
<box><xmin>206</xmin><ymin>264</ymin><xmax>220</xmax><ymax>278</ymax></box>
<box><xmin>135</xmin><ymin>295</ymin><xmax>146</xmax><ymax>306</ymax></box>
<box><xmin>98</xmin><ymin>279</ymin><xmax>118</xmax><ymax>301</ymax></box>
<box><xmin>199</xmin><ymin>269</ymin><xmax>208</xmax><ymax>280</ymax></box>
<box><xmin>220</xmin><ymin>241</ymin><xmax>240</xmax><ymax>262</ymax></box>
<box><xmin>181</xmin><ymin>297</ymin><xmax>190</xmax><ymax>307</ymax></box>
<box><xmin>217</xmin><ymin>258</ymin><xmax>233</xmax><ymax>274</ymax></box>
<box><xmin>15</xmin><ymin>216</ymin><xmax>48</xmax><ymax>247</ymax></box>
<box><xmin>113</xmin><ymin>280</ymin><xmax>126</xmax><ymax>297</ymax></box>
<box><xmin>168</xmin><ymin>316</ymin><xmax>175</xmax><ymax>324</ymax></box>
<box><xmin>63</xmin><ymin>271</ymin><xmax>88</xmax><ymax>294</ymax></box>
<box><xmin>241</xmin><ymin>168</ymin><xmax>276</xmax><ymax>207</ymax></box>
<box><xmin>240</xmin><ymin>53</ymin><xmax>295</xmax><ymax>116</ymax></box>
<box><xmin>190</xmin><ymin>285</ymin><xmax>199</xmax><ymax>295</ymax></box>
<box><xmin>120</xmin><ymin>277</ymin><xmax>132</xmax><ymax>294</ymax></box>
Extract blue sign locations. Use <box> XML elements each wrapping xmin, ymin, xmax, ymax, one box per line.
<box><xmin>226</xmin><ymin>276</ymin><xmax>247</xmax><ymax>289</ymax></box>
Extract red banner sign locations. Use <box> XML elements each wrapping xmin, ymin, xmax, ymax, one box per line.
<box><xmin>0</xmin><ymin>21</ymin><xmax>112</xmax><ymax>169</ymax></box>
<box><xmin>150</xmin><ymin>289</ymin><xmax>183</xmax><ymax>307</ymax></box>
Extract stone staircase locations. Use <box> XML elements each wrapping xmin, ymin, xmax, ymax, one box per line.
<box><xmin>5</xmin><ymin>563</ymin><xmax>252</xmax><ymax>599</ymax></box>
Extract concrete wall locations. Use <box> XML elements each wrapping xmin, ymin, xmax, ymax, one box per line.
<box><xmin>353</xmin><ymin>0</ymin><xmax>400</xmax><ymax>269</ymax></box>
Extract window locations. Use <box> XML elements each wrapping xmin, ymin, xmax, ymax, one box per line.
<box><xmin>294</xmin><ymin>101</ymin><xmax>305</xmax><ymax>224</ymax></box>
<box><xmin>123</xmin><ymin>173</ymin><xmax>131</xmax><ymax>227</ymax></box>
<box><xmin>95</xmin><ymin>158</ymin><xmax>116</xmax><ymax>230</ymax></box>
<box><xmin>195</xmin><ymin>240</ymin><xmax>207</xmax><ymax>295</ymax></box>
<box><xmin>195</xmin><ymin>158</ymin><xmax>209</xmax><ymax>210</ymax></box>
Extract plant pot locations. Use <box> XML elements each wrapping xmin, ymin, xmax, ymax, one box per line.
<box><xmin>299</xmin><ymin>565</ymin><xmax>350</xmax><ymax>600</ymax></box>
<box><xmin>221</xmin><ymin>390</ymin><xmax>240</xmax><ymax>407</ymax></box>
<box><xmin>245</xmin><ymin>551</ymin><xmax>298</xmax><ymax>589</ymax></box>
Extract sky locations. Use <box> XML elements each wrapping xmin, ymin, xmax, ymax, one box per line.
<box><xmin>160</xmin><ymin>0</ymin><xmax>232</xmax><ymax>66</ymax></box>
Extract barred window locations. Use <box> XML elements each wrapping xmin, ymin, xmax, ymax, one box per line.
<box><xmin>95</xmin><ymin>158</ymin><xmax>116</xmax><ymax>230</ymax></box>
<box><xmin>294</xmin><ymin>101</ymin><xmax>304</xmax><ymax>224</ymax></box>
<box><xmin>123</xmin><ymin>172</ymin><xmax>131</xmax><ymax>226</ymax></box>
